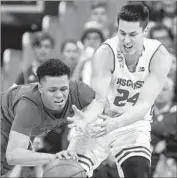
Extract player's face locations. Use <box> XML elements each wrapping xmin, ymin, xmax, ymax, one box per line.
<box><xmin>34</xmin><ymin>39</ymin><xmax>53</xmax><ymax>63</ymax></box>
<box><xmin>40</xmin><ymin>75</ymin><xmax>69</xmax><ymax>111</ymax></box>
<box><xmin>63</xmin><ymin>43</ymin><xmax>79</xmax><ymax>69</ymax></box>
<box><xmin>118</xmin><ymin>20</ymin><xmax>146</xmax><ymax>55</ymax></box>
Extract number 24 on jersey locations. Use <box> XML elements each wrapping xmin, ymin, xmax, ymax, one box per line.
<box><xmin>114</xmin><ymin>89</ymin><xmax>140</xmax><ymax>106</ymax></box>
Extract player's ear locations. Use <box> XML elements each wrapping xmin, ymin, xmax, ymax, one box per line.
<box><xmin>143</xmin><ymin>26</ymin><xmax>148</xmax><ymax>37</ymax></box>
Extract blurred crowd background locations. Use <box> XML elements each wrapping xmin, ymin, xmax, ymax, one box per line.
<box><xmin>1</xmin><ymin>1</ymin><xmax>177</xmax><ymax>177</ymax></box>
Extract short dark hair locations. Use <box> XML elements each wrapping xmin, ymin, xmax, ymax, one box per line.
<box><xmin>149</xmin><ymin>23</ymin><xmax>173</xmax><ymax>41</ymax></box>
<box><xmin>60</xmin><ymin>39</ymin><xmax>78</xmax><ymax>53</ymax></box>
<box><xmin>117</xmin><ymin>2</ymin><xmax>149</xmax><ymax>29</ymax></box>
<box><xmin>36</xmin><ymin>58</ymin><xmax>70</xmax><ymax>82</ymax></box>
<box><xmin>32</xmin><ymin>31</ymin><xmax>54</xmax><ymax>48</ymax></box>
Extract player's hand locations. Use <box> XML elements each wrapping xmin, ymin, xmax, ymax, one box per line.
<box><xmin>56</xmin><ymin>150</ymin><xmax>78</xmax><ymax>161</ymax></box>
<box><xmin>67</xmin><ymin>105</ymin><xmax>88</xmax><ymax>133</ymax></box>
<box><xmin>91</xmin><ymin>114</ymin><xmax>118</xmax><ymax>137</ymax></box>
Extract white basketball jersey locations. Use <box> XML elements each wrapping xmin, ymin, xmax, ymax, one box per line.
<box><xmin>103</xmin><ymin>36</ymin><xmax>161</xmax><ymax>130</ymax></box>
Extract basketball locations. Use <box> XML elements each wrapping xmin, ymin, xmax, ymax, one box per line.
<box><xmin>43</xmin><ymin>159</ymin><xmax>86</xmax><ymax>178</ymax></box>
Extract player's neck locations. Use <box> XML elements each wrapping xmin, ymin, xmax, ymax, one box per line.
<box><xmin>124</xmin><ymin>47</ymin><xmax>144</xmax><ymax>67</ymax></box>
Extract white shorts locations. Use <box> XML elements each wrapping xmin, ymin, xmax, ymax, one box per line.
<box><xmin>74</xmin><ymin>121</ymin><xmax>151</xmax><ymax>177</ymax></box>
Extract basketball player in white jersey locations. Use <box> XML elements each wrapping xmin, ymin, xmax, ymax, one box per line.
<box><xmin>67</xmin><ymin>2</ymin><xmax>172</xmax><ymax>178</ymax></box>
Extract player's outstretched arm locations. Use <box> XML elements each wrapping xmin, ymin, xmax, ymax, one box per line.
<box><xmin>67</xmin><ymin>44</ymin><xmax>114</xmax><ymax>149</ymax></box>
<box><xmin>6</xmin><ymin>131</ymin><xmax>57</xmax><ymax>166</ymax></box>
<box><xmin>5</xmin><ymin>99</ymin><xmax>58</xmax><ymax>166</ymax></box>
<box><xmin>113</xmin><ymin>45</ymin><xmax>172</xmax><ymax>129</ymax></box>
<box><xmin>91</xmin><ymin>44</ymin><xmax>114</xmax><ymax>105</ymax></box>
<box><xmin>67</xmin><ymin>44</ymin><xmax>114</xmax><ymax>129</ymax></box>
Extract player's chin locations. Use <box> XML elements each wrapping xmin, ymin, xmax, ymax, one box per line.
<box><xmin>124</xmin><ymin>48</ymin><xmax>135</xmax><ymax>55</ymax></box>
<box><xmin>52</xmin><ymin>104</ymin><xmax>65</xmax><ymax>110</ymax></box>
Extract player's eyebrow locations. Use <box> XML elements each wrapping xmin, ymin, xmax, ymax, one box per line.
<box><xmin>61</xmin><ymin>86</ymin><xmax>68</xmax><ymax>89</ymax></box>
<box><xmin>130</xmin><ymin>31</ymin><xmax>137</xmax><ymax>34</ymax></box>
<box><xmin>120</xmin><ymin>30</ymin><xmax>137</xmax><ymax>34</ymax></box>
<box><xmin>120</xmin><ymin>29</ymin><xmax>126</xmax><ymax>33</ymax></box>
<box><xmin>49</xmin><ymin>86</ymin><xmax>68</xmax><ymax>89</ymax></box>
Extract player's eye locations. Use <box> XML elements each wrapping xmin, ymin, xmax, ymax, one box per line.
<box><xmin>60</xmin><ymin>87</ymin><xmax>68</xmax><ymax>91</ymax></box>
<box><xmin>120</xmin><ymin>32</ymin><xmax>126</xmax><ymax>36</ymax></box>
<box><xmin>48</xmin><ymin>89</ymin><xmax>56</xmax><ymax>92</ymax></box>
<box><xmin>130</xmin><ymin>33</ymin><xmax>137</xmax><ymax>37</ymax></box>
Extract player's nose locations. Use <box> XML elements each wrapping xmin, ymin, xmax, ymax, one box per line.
<box><xmin>55</xmin><ymin>91</ymin><xmax>63</xmax><ymax>98</ymax></box>
<box><xmin>124</xmin><ymin>35</ymin><xmax>131</xmax><ymax>43</ymax></box>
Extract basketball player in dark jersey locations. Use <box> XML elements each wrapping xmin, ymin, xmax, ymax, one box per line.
<box><xmin>1</xmin><ymin>58</ymin><xmax>95</xmax><ymax>176</ymax></box>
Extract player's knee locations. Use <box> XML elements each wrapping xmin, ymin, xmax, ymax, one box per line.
<box><xmin>121</xmin><ymin>156</ymin><xmax>150</xmax><ymax>178</ymax></box>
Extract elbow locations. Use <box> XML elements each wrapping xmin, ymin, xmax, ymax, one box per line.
<box><xmin>6</xmin><ymin>150</ymin><xmax>17</xmax><ymax>165</ymax></box>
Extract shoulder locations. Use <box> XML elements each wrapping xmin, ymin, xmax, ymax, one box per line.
<box><xmin>70</xmin><ymin>80</ymin><xmax>95</xmax><ymax>94</ymax></box>
<box><xmin>12</xmin><ymin>98</ymin><xmax>41</xmax><ymax>130</ymax></box>
<box><xmin>93</xmin><ymin>43</ymin><xmax>115</xmax><ymax>73</ymax></box>
<box><xmin>69</xmin><ymin>80</ymin><xmax>95</xmax><ymax>109</ymax></box>
<box><xmin>15</xmin><ymin>98</ymin><xmax>41</xmax><ymax>116</ymax></box>
<box><xmin>150</xmin><ymin>45</ymin><xmax>172</xmax><ymax>73</ymax></box>
<box><xmin>96</xmin><ymin>36</ymin><xmax>117</xmax><ymax>58</ymax></box>
<box><xmin>155</xmin><ymin>45</ymin><xmax>170</xmax><ymax>56</ymax></box>
<box><xmin>95</xmin><ymin>42</ymin><xmax>114</xmax><ymax>57</ymax></box>
<box><xmin>153</xmin><ymin>45</ymin><xmax>170</xmax><ymax>62</ymax></box>
<box><xmin>144</xmin><ymin>37</ymin><xmax>161</xmax><ymax>47</ymax></box>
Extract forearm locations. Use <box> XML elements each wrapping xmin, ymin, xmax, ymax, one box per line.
<box><xmin>115</xmin><ymin>102</ymin><xmax>151</xmax><ymax>128</ymax></box>
<box><xmin>7</xmin><ymin>148</ymin><xmax>56</xmax><ymax>166</ymax></box>
<box><xmin>67</xmin><ymin>127</ymin><xmax>84</xmax><ymax>151</ymax></box>
<box><xmin>83</xmin><ymin>99</ymin><xmax>105</xmax><ymax>124</ymax></box>
<box><xmin>67</xmin><ymin>137</ymin><xmax>82</xmax><ymax>151</ymax></box>
<box><xmin>67</xmin><ymin>102</ymin><xmax>104</xmax><ymax>151</ymax></box>
<box><xmin>8</xmin><ymin>165</ymin><xmax>23</xmax><ymax>178</ymax></box>
<box><xmin>71</xmin><ymin>61</ymin><xmax>84</xmax><ymax>80</ymax></box>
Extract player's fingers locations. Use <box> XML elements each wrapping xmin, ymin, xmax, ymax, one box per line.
<box><xmin>72</xmin><ymin>105</ymin><xmax>83</xmax><ymax>117</ymax></box>
<box><xmin>91</xmin><ymin>128</ymin><xmax>106</xmax><ymax>138</ymax></box>
<box><xmin>93</xmin><ymin>130</ymin><xmax>107</xmax><ymax>138</ymax></box>
<box><xmin>68</xmin><ymin>123</ymin><xmax>76</xmax><ymax>128</ymax></box>
<box><xmin>100</xmin><ymin>122</ymin><xmax>106</xmax><ymax>127</ymax></box>
<box><xmin>68</xmin><ymin>151</ymin><xmax>78</xmax><ymax>160</ymax></box>
<box><xmin>98</xmin><ymin>114</ymin><xmax>108</xmax><ymax>120</ymax></box>
<box><xmin>56</xmin><ymin>151</ymin><xmax>70</xmax><ymax>160</ymax></box>
<box><xmin>91</xmin><ymin>123</ymin><xmax>102</xmax><ymax>128</ymax></box>
<box><xmin>56</xmin><ymin>152</ymin><xmax>64</xmax><ymax>160</ymax></box>
<box><xmin>90</xmin><ymin>119</ymin><xmax>103</xmax><ymax>127</ymax></box>
<box><xmin>61</xmin><ymin>151</ymin><xmax>72</xmax><ymax>160</ymax></box>
<box><xmin>91</xmin><ymin>123</ymin><xmax>101</xmax><ymax>128</ymax></box>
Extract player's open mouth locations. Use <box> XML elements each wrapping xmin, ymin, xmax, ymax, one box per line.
<box><xmin>124</xmin><ymin>45</ymin><xmax>133</xmax><ymax>49</ymax></box>
<box><xmin>54</xmin><ymin>100</ymin><xmax>64</xmax><ymax>105</ymax></box>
